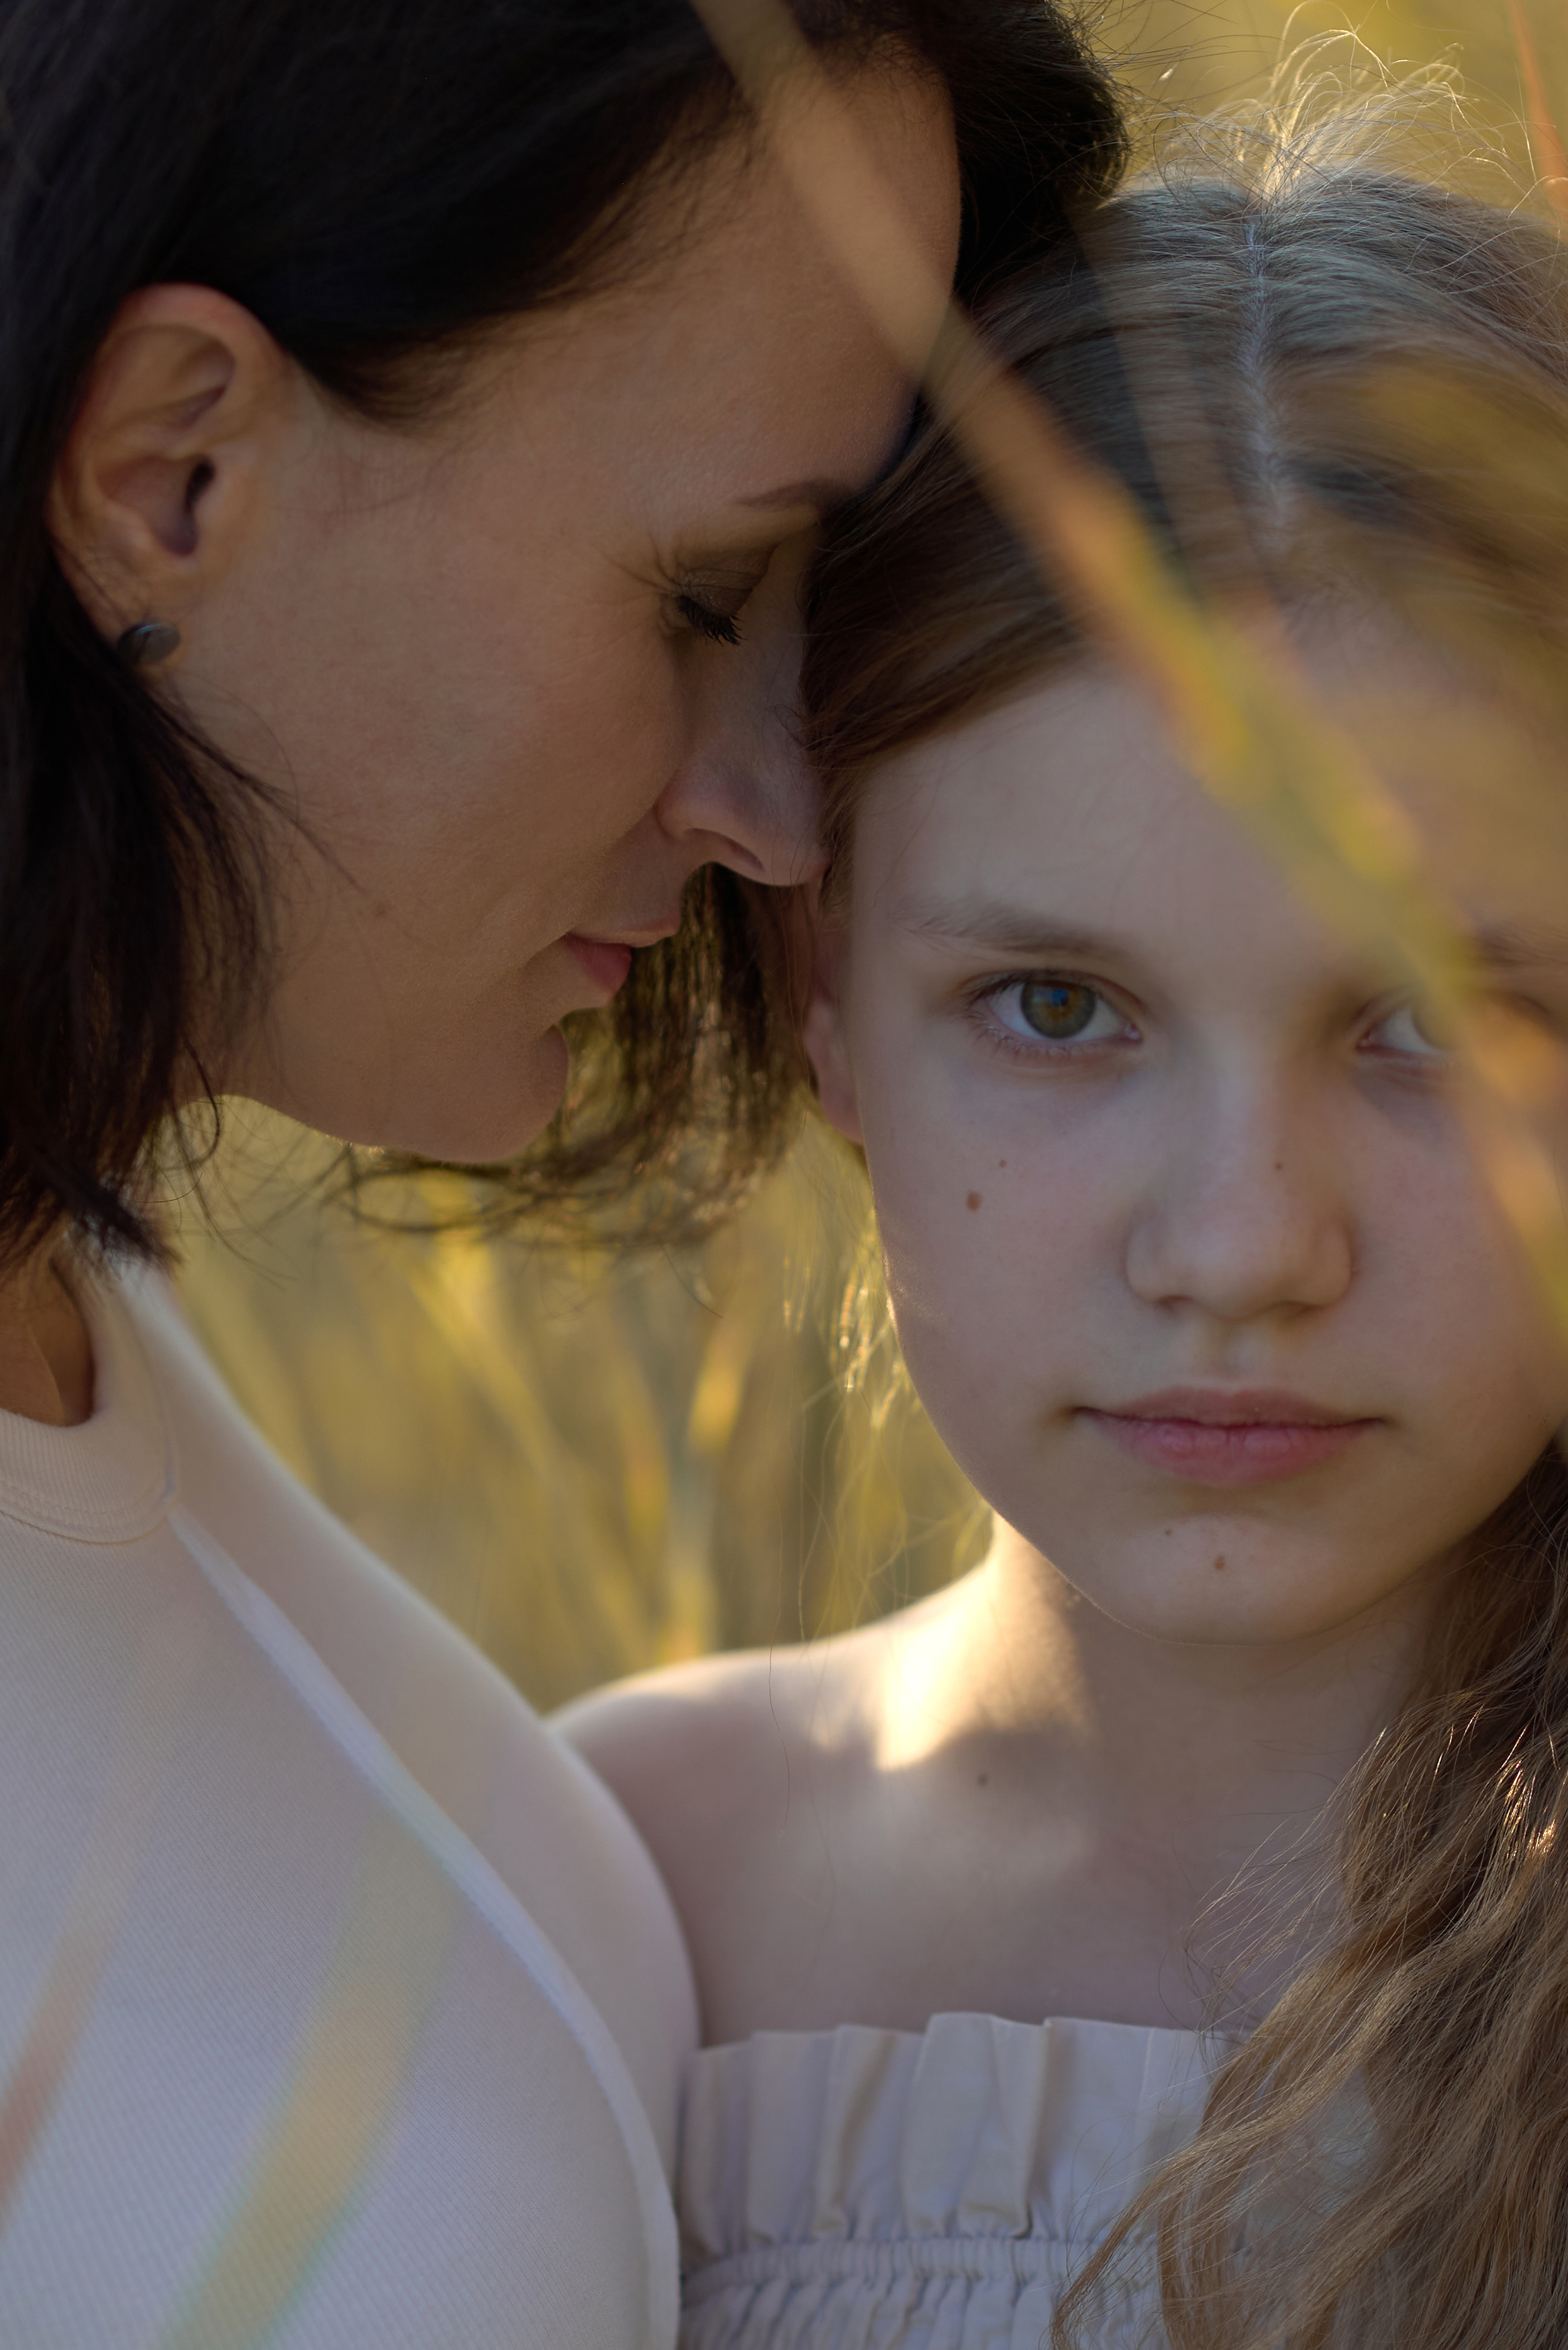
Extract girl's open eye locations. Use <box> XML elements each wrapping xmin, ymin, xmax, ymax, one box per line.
<box><xmin>983</xmin><ymin>976</ymin><xmax>1131</xmax><ymax>1049</ymax></box>
<box><xmin>1364</xmin><ymin>998</ymin><xmax>1453</xmax><ymax>1060</ymax></box>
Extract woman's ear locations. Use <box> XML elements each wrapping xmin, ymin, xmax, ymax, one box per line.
<box><xmin>803</xmin><ymin>910</ymin><xmax>865</xmax><ymax>1145</ymax></box>
<box><xmin>46</xmin><ymin>284</ymin><xmax>291</xmax><ymax>652</ymax></box>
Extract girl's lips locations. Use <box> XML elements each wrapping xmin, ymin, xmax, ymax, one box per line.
<box><xmin>1080</xmin><ymin>1395</ymin><xmax>1377</xmax><ymax>1486</ymax></box>
<box><xmin>562</xmin><ymin>933</ymin><xmax>634</xmax><ymax>998</ymax></box>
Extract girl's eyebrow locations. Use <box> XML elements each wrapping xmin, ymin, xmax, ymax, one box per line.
<box><xmin>888</xmin><ymin>906</ymin><xmax>1568</xmax><ymax>1000</ymax></box>
<box><xmin>1472</xmin><ymin>921</ymin><xmax>1568</xmax><ymax>972</ymax></box>
<box><xmin>895</xmin><ymin>906</ymin><xmax>1568</xmax><ymax>971</ymax></box>
<box><xmin>891</xmin><ymin>892</ymin><xmax>1125</xmax><ymax>965</ymax></box>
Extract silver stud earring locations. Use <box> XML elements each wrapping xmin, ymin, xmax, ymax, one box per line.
<box><xmin>117</xmin><ymin>618</ymin><xmax>182</xmax><ymax>666</ymax></box>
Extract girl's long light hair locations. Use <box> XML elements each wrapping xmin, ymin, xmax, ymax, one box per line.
<box><xmin>804</xmin><ymin>50</ymin><xmax>1568</xmax><ymax>2350</ymax></box>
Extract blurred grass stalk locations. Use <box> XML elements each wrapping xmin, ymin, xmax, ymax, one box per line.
<box><xmin>177</xmin><ymin>1111</ymin><xmax>987</xmax><ymax>1713</ymax></box>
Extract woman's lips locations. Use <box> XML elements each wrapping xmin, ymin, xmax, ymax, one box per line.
<box><xmin>1079</xmin><ymin>1389</ymin><xmax>1378</xmax><ymax>1485</ymax></box>
<box><xmin>562</xmin><ymin>933</ymin><xmax>634</xmax><ymax>997</ymax></box>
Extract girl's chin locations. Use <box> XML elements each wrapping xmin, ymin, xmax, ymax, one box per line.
<box><xmin>1060</xmin><ymin>1550</ymin><xmax>1428</xmax><ymax>1650</ymax></box>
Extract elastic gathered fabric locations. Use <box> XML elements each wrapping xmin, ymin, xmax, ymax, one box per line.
<box><xmin>679</xmin><ymin>2010</ymin><xmax>1213</xmax><ymax>2349</ymax></box>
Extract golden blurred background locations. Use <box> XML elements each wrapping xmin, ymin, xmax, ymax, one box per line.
<box><xmin>177</xmin><ymin>0</ymin><xmax>1565</xmax><ymax>1716</ymax></box>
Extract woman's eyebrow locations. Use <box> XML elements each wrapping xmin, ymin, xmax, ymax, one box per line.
<box><xmin>739</xmin><ymin>476</ymin><xmax>854</xmax><ymax>516</ymax></box>
<box><xmin>892</xmin><ymin>893</ymin><xmax>1122</xmax><ymax>963</ymax></box>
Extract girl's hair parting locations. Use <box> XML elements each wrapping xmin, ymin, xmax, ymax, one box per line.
<box><xmin>0</xmin><ymin>0</ymin><xmax>1128</xmax><ymax>1268</ymax></box>
<box><xmin>805</xmin><ymin>52</ymin><xmax>1568</xmax><ymax>2350</ymax></box>
<box><xmin>805</xmin><ymin>52</ymin><xmax>1568</xmax><ymax>874</ymax></box>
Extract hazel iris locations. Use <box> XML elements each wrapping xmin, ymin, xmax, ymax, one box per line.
<box><xmin>1019</xmin><ymin>980</ymin><xmax>1099</xmax><ymax>1039</ymax></box>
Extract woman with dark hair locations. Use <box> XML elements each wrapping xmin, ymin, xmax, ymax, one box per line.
<box><xmin>0</xmin><ymin>1</ymin><xmax>1123</xmax><ymax>2342</ymax></box>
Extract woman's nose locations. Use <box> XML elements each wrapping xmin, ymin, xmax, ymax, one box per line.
<box><xmin>656</xmin><ymin>691</ymin><xmax>824</xmax><ymax>887</ymax></box>
<box><xmin>653</xmin><ymin>535</ymin><xmax>826</xmax><ymax>888</ymax></box>
<box><xmin>1123</xmin><ymin>1072</ymin><xmax>1355</xmax><ymax>1325</ymax></box>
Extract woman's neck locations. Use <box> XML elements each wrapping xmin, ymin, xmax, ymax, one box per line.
<box><xmin>0</xmin><ymin>1250</ymin><xmax>95</xmax><ymax>1425</ymax></box>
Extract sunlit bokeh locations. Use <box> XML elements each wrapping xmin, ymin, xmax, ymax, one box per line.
<box><xmin>175</xmin><ymin>1111</ymin><xmax>988</xmax><ymax>1711</ymax></box>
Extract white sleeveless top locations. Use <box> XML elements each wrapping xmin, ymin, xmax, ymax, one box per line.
<box><xmin>0</xmin><ymin>1263</ymin><xmax>695</xmax><ymax>2349</ymax></box>
<box><xmin>678</xmin><ymin>2012</ymin><xmax>1211</xmax><ymax>2349</ymax></box>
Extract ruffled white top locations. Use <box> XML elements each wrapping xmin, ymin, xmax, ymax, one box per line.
<box><xmin>679</xmin><ymin>2011</ymin><xmax>1211</xmax><ymax>2349</ymax></box>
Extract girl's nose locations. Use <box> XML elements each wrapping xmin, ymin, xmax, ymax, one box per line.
<box><xmin>1123</xmin><ymin>1070</ymin><xmax>1354</xmax><ymax>1326</ymax></box>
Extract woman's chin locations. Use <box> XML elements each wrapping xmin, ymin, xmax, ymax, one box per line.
<box><xmin>244</xmin><ymin>1026</ymin><xmax>575</xmax><ymax>1167</ymax></box>
<box><xmin>383</xmin><ymin>1029</ymin><xmax>574</xmax><ymax>1166</ymax></box>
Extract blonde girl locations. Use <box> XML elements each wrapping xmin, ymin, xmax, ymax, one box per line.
<box><xmin>562</xmin><ymin>75</ymin><xmax>1568</xmax><ymax>2350</ymax></box>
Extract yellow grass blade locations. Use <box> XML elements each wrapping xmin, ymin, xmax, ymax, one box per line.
<box><xmin>1511</xmin><ymin>0</ymin><xmax>1568</xmax><ymax>218</ymax></box>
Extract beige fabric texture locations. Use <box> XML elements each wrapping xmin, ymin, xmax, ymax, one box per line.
<box><xmin>0</xmin><ymin>1263</ymin><xmax>696</xmax><ymax>2350</ymax></box>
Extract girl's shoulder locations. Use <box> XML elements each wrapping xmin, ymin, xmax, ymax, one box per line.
<box><xmin>556</xmin><ymin>1577</ymin><xmax>970</xmax><ymax>1805</ymax></box>
<box><xmin>555</xmin><ymin>1588</ymin><xmax>973</xmax><ymax>2042</ymax></box>
<box><xmin>554</xmin><ymin>1597</ymin><xmax>945</xmax><ymax>1881</ymax></box>
<box><xmin>555</xmin><ymin>1629</ymin><xmax>890</xmax><ymax>2040</ymax></box>
<box><xmin>555</xmin><ymin>1634</ymin><xmax>875</xmax><ymax>1889</ymax></box>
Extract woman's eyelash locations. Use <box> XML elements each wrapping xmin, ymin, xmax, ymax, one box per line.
<box><xmin>675</xmin><ymin>592</ymin><xmax>744</xmax><ymax>647</ymax></box>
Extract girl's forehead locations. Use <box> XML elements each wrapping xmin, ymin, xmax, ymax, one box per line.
<box><xmin>852</xmin><ymin>630</ymin><xmax>1568</xmax><ymax>989</ymax></box>
<box><xmin>857</xmin><ymin>666</ymin><xmax>1324</xmax><ymax>966</ymax></box>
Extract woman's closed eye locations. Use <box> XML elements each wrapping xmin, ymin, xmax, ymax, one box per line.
<box><xmin>977</xmin><ymin>974</ymin><xmax>1138</xmax><ymax>1055</ymax></box>
<box><xmin>665</xmin><ymin>557</ymin><xmax>773</xmax><ymax>649</ymax></box>
<box><xmin>674</xmin><ymin>589</ymin><xmax>744</xmax><ymax>647</ymax></box>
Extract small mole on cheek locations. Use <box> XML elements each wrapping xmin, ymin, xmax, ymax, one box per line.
<box><xmin>998</xmin><ymin>1159</ymin><xmax>1007</xmax><ymax>1169</ymax></box>
<box><xmin>967</xmin><ymin>1192</ymin><xmax>982</xmax><ymax>1212</ymax></box>
<box><xmin>977</xmin><ymin>1773</ymin><xmax>989</xmax><ymax>1788</ymax></box>
<box><xmin>1213</xmin><ymin>1554</ymin><xmax>1227</xmax><ymax>1572</ymax></box>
